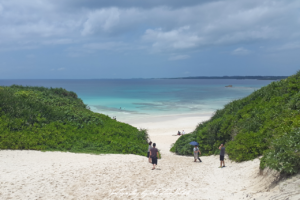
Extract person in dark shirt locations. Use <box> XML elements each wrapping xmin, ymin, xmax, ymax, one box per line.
<box><xmin>219</xmin><ymin>144</ymin><xmax>226</xmax><ymax>168</ymax></box>
<box><xmin>149</xmin><ymin>143</ymin><xmax>159</xmax><ymax>170</ymax></box>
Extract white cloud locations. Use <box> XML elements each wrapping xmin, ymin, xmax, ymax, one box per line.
<box><xmin>64</xmin><ymin>41</ymin><xmax>138</xmax><ymax>57</ymax></box>
<box><xmin>143</xmin><ymin>26</ymin><xmax>202</xmax><ymax>52</ymax></box>
<box><xmin>0</xmin><ymin>3</ymin><xmax>3</xmax><ymax>14</ymax></box>
<box><xmin>0</xmin><ymin>0</ymin><xmax>83</xmax><ymax>50</ymax></box>
<box><xmin>83</xmin><ymin>42</ymin><xmax>131</xmax><ymax>51</ymax></box>
<box><xmin>275</xmin><ymin>42</ymin><xmax>300</xmax><ymax>51</ymax></box>
<box><xmin>41</xmin><ymin>39</ymin><xmax>73</xmax><ymax>45</ymax></box>
<box><xmin>0</xmin><ymin>0</ymin><xmax>299</xmax><ymax>56</ymax></box>
<box><xmin>232</xmin><ymin>47</ymin><xmax>251</xmax><ymax>55</ymax></box>
<box><xmin>82</xmin><ymin>8</ymin><xmax>121</xmax><ymax>36</ymax></box>
<box><xmin>169</xmin><ymin>54</ymin><xmax>190</xmax><ymax>60</ymax></box>
<box><xmin>138</xmin><ymin>0</ymin><xmax>300</xmax><ymax>52</ymax></box>
<box><xmin>81</xmin><ymin>7</ymin><xmax>143</xmax><ymax>36</ymax></box>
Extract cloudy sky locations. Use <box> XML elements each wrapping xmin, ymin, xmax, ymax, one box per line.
<box><xmin>0</xmin><ymin>0</ymin><xmax>299</xmax><ymax>79</ymax></box>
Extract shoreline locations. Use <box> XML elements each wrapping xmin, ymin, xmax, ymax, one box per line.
<box><xmin>120</xmin><ymin>112</ymin><xmax>213</xmax><ymax>155</ymax></box>
<box><xmin>120</xmin><ymin>111</ymin><xmax>213</xmax><ymax>133</ymax></box>
<box><xmin>93</xmin><ymin>109</ymin><xmax>216</xmax><ymax>123</ymax></box>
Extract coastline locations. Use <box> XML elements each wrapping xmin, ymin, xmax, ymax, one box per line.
<box><xmin>120</xmin><ymin>112</ymin><xmax>213</xmax><ymax>155</ymax></box>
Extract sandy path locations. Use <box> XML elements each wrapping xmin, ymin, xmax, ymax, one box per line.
<box><xmin>1</xmin><ymin>113</ymin><xmax>300</xmax><ymax>200</ymax></box>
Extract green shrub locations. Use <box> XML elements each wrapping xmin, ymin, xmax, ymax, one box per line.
<box><xmin>226</xmin><ymin>131</ymin><xmax>268</xmax><ymax>161</ymax></box>
<box><xmin>0</xmin><ymin>85</ymin><xmax>149</xmax><ymax>156</ymax></box>
<box><xmin>170</xmin><ymin>133</ymin><xmax>198</xmax><ymax>155</ymax></box>
<box><xmin>171</xmin><ymin>71</ymin><xmax>300</xmax><ymax>174</ymax></box>
<box><xmin>260</xmin><ymin>128</ymin><xmax>300</xmax><ymax>174</ymax></box>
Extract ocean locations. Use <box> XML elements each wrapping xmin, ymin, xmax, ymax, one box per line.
<box><xmin>0</xmin><ymin>79</ymin><xmax>274</xmax><ymax>120</ymax></box>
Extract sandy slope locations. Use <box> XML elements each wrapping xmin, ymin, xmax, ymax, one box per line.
<box><xmin>1</xmin><ymin>113</ymin><xmax>300</xmax><ymax>200</ymax></box>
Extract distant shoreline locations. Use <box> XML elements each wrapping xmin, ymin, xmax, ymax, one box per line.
<box><xmin>162</xmin><ymin>76</ymin><xmax>288</xmax><ymax>80</ymax></box>
<box><xmin>0</xmin><ymin>76</ymin><xmax>289</xmax><ymax>80</ymax></box>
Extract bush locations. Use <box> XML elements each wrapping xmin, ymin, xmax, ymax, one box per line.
<box><xmin>260</xmin><ymin>128</ymin><xmax>300</xmax><ymax>174</ymax></box>
<box><xmin>226</xmin><ymin>131</ymin><xmax>268</xmax><ymax>161</ymax></box>
<box><xmin>0</xmin><ymin>85</ymin><xmax>149</xmax><ymax>156</ymax></box>
<box><xmin>171</xmin><ymin>71</ymin><xmax>300</xmax><ymax>174</ymax></box>
<box><xmin>170</xmin><ymin>133</ymin><xmax>197</xmax><ymax>155</ymax></box>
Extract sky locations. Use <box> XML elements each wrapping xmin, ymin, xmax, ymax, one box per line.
<box><xmin>0</xmin><ymin>0</ymin><xmax>299</xmax><ymax>79</ymax></box>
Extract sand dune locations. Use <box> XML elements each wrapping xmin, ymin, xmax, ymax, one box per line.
<box><xmin>1</xmin><ymin>113</ymin><xmax>300</xmax><ymax>200</ymax></box>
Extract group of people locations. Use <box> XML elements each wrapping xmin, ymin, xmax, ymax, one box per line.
<box><xmin>193</xmin><ymin>143</ymin><xmax>225</xmax><ymax>167</ymax></box>
<box><xmin>147</xmin><ymin>141</ymin><xmax>226</xmax><ymax>170</ymax></box>
<box><xmin>177</xmin><ymin>130</ymin><xmax>185</xmax><ymax>136</ymax></box>
<box><xmin>147</xmin><ymin>141</ymin><xmax>160</xmax><ymax>170</ymax></box>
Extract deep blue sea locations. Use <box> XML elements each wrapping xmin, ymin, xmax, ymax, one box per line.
<box><xmin>0</xmin><ymin>79</ymin><xmax>274</xmax><ymax>120</ymax></box>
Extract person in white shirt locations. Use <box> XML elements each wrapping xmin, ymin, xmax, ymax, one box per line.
<box><xmin>182</xmin><ymin>130</ymin><xmax>185</xmax><ymax>135</ymax></box>
<box><xmin>147</xmin><ymin>141</ymin><xmax>152</xmax><ymax>163</ymax></box>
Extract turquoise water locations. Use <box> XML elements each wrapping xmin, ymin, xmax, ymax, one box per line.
<box><xmin>0</xmin><ymin>79</ymin><xmax>274</xmax><ymax>120</ymax></box>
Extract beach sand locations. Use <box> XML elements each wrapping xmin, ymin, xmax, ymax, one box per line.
<box><xmin>1</xmin><ymin>113</ymin><xmax>300</xmax><ymax>200</ymax></box>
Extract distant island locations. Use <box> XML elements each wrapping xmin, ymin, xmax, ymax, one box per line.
<box><xmin>165</xmin><ymin>76</ymin><xmax>288</xmax><ymax>80</ymax></box>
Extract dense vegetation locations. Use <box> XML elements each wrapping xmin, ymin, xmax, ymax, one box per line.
<box><xmin>0</xmin><ymin>85</ymin><xmax>149</xmax><ymax>155</ymax></box>
<box><xmin>171</xmin><ymin>71</ymin><xmax>300</xmax><ymax>174</ymax></box>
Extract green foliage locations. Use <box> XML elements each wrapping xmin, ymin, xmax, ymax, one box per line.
<box><xmin>260</xmin><ymin>128</ymin><xmax>300</xmax><ymax>175</ymax></box>
<box><xmin>170</xmin><ymin>133</ymin><xmax>197</xmax><ymax>155</ymax></box>
<box><xmin>226</xmin><ymin>131</ymin><xmax>268</xmax><ymax>161</ymax></box>
<box><xmin>171</xmin><ymin>71</ymin><xmax>300</xmax><ymax>174</ymax></box>
<box><xmin>0</xmin><ymin>85</ymin><xmax>149</xmax><ymax>156</ymax></box>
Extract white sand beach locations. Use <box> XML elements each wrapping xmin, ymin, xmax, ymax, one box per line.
<box><xmin>1</xmin><ymin>113</ymin><xmax>300</xmax><ymax>200</ymax></box>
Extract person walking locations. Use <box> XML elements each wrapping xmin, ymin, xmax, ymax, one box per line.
<box><xmin>149</xmin><ymin>143</ymin><xmax>159</xmax><ymax>170</ymax></box>
<box><xmin>147</xmin><ymin>141</ymin><xmax>152</xmax><ymax>163</ymax></box>
<box><xmin>193</xmin><ymin>145</ymin><xmax>202</xmax><ymax>162</ymax></box>
<box><xmin>219</xmin><ymin>144</ymin><xmax>225</xmax><ymax>168</ymax></box>
<box><xmin>182</xmin><ymin>130</ymin><xmax>185</xmax><ymax>135</ymax></box>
